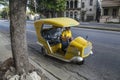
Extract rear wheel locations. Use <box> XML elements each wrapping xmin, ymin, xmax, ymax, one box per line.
<box><xmin>41</xmin><ymin>47</ymin><xmax>47</xmax><ymax>55</ymax></box>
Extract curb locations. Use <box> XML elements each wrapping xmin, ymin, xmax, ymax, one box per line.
<box><xmin>78</xmin><ymin>25</ymin><xmax>120</xmax><ymax>32</ymax></box>
<box><xmin>29</xmin><ymin>58</ymin><xmax>58</xmax><ymax>80</ymax></box>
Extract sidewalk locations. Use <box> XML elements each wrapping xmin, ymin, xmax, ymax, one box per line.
<box><xmin>0</xmin><ymin>32</ymin><xmax>58</xmax><ymax>80</ymax></box>
<box><xmin>0</xmin><ymin>33</ymin><xmax>12</xmax><ymax>63</ymax></box>
<box><xmin>79</xmin><ymin>22</ymin><xmax>120</xmax><ymax>32</ymax></box>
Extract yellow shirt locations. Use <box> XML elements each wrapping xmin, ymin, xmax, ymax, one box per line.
<box><xmin>61</xmin><ymin>30</ymin><xmax>72</xmax><ymax>41</ymax></box>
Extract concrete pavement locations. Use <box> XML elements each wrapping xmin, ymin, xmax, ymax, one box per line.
<box><xmin>0</xmin><ymin>32</ymin><xmax>58</xmax><ymax>80</ymax></box>
<box><xmin>0</xmin><ymin>33</ymin><xmax>12</xmax><ymax>62</ymax></box>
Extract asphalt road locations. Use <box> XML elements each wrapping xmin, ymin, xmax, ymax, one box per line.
<box><xmin>0</xmin><ymin>20</ymin><xmax>120</xmax><ymax>80</ymax></box>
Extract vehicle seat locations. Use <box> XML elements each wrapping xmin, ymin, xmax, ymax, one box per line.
<box><xmin>42</xmin><ymin>28</ymin><xmax>62</xmax><ymax>45</ymax></box>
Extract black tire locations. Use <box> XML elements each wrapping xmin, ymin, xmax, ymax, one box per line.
<box><xmin>41</xmin><ymin>47</ymin><xmax>47</xmax><ymax>56</ymax></box>
<box><xmin>77</xmin><ymin>60</ymin><xmax>85</xmax><ymax>65</ymax></box>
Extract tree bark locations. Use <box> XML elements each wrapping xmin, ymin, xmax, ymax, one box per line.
<box><xmin>9</xmin><ymin>0</ymin><xmax>29</xmax><ymax>74</ymax></box>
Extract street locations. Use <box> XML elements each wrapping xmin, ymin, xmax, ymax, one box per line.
<box><xmin>0</xmin><ymin>20</ymin><xmax>120</xmax><ymax>80</ymax></box>
<box><xmin>80</xmin><ymin>22</ymin><xmax>120</xmax><ymax>28</ymax></box>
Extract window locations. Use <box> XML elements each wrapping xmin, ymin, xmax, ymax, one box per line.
<box><xmin>70</xmin><ymin>12</ymin><xmax>73</xmax><ymax>18</ymax></box>
<box><xmin>66</xmin><ymin>12</ymin><xmax>69</xmax><ymax>17</ymax></box>
<box><xmin>86</xmin><ymin>16</ymin><xmax>94</xmax><ymax>21</ymax></box>
<box><xmin>70</xmin><ymin>1</ymin><xmax>73</xmax><ymax>8</ymax></box>
<box><xmin>89</xmin><ymin>8</ymin><xmax>92</xmax><ymax>11</ymax></box>
<box><xmin>90</xmin><ymin>0</ymin><xmax>93</xmax><ymax>6</ymax></box>
<box><xmin>66</xmin><ymin>1</ymin><xmax>69</xmax><ymax>8</ymax></box>
<box><xmin>74</xmin><ymin>11</ymin><xmax>78</xmax><ymax>20</ymax></box>
<box><xmin>112</xmin><ymin>8</ymin><xmax>118</xmax><ymax>18</ymax></box>
<box><xmin>104</xmin><ymin>8</ymin><xmax>109</xmax><ymax>16</ymax></box>
<box><xmin>82</xmin><ymin>2</ymin><xmax>85</xmax><ymax>8</ymax></box>
<box><xmin>41</xmin><ymin>24</ymin><xmax>62</xmax><ymax>45</ymax></box>
<box><xmin>75</xmin><ymin>0</ymin><xmax>78</xmax><ymax>8</ymax></box>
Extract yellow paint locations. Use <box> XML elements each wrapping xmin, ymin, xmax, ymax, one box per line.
<box><xmin>34</xmin><ymin>17</ymin><xmax>79</xmax><ymax>28</ymax></box>
<box><xmin>34</xmin><ymin>17</ymin><xmax>92</xmax><ymax>61</ymax></box>
<box><xmin>51</xmin><ymin>43</ymin><xmax>61</xmax><ymax>53</ymax></box>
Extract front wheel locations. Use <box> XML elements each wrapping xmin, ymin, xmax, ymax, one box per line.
<box><xmin>41</xmin><ymin>47</ymin><xmax>47</xmax><ymax>55</ymax></box>
<box><xmin>77</xmin><ymin>60</ymin><xmax>85</xmax><ymax>65</ymax></box>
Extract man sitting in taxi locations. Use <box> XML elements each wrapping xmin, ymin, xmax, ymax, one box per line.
<box><xmin>61</xmin><ymin>27</ymin><xmax>72</xmax><ymax>52</ymax></box>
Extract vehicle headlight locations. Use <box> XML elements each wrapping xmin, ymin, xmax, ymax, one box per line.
<box><xmin>84</xmin><ymin>45</ymin><xmax>92</xmax><ymax>55</ymax></box>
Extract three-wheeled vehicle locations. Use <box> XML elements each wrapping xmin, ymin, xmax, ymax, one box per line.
<box><xmin>34</xmin><ymin>17</ymin><xmax>93</xmax><ymax>64</ymax></box>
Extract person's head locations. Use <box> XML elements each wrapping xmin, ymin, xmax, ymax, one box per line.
<box><xmin>65</xmin><ymin>27</ymin><xmax>70</xmax><ymax>30</ymax></box>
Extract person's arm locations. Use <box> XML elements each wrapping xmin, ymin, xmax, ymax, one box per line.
<box><xmin>69</xmin><ymin>30</ymin><xmax>73</xmax><ymax>41</ymax></box>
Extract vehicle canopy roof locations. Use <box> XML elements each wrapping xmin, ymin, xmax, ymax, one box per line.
<box><xmin>34</xmin><ymin>17</ymin><xmax>79</xmax><ymax>28</ymax></box>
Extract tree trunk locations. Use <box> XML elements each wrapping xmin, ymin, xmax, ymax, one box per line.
<box><xmin>118</xmin><ymin>7</ymin><xmax>120</xmax><ymax>23</ymax></box>
<box><xmin>9</xmin><ymin>0</ymin><xmax>29</xmax><ymax>74</ymax></box>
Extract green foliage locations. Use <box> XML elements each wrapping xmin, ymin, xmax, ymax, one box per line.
<box><xmin>0</xmin><ymin>0</ymin><xmax>9</xmax><ymax>19</ymax></box>
<box><xmin>0</xmin><ymin>7</ymin><xmax>9</xmax><ymax>19</ymax></box>
<box><xmin>28</xmin><ymin>0</ymin><xmax>66</xmax><ymax>13</ymax></box>
<box><xmin>56</xmin><ymin>0</ymin><xmax>66</xmax><ymax>11</ymax></box>
<box><xmin>0</xmin><ymin>0</ymin><xmax>9</xmax><ymax>6</ymax></box>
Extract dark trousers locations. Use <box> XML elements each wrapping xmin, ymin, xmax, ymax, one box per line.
<box><xmin>61</xmin><ymin>40</ymin><xmax>69</xmax><ymax>52</ymax></box>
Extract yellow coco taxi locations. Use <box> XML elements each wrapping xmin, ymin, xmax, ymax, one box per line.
<box><xmin>34</xmin><ymin>17</ymin><xmax>93</xmax><ymax>64</ymax></box>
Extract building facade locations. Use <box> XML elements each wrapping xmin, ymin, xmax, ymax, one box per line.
<box><xmin>100</xmin><ymin>0</ymin><xmax>120</xmax><ymax>22</ymax></box>
<box><xmin>64</xmin><ymin>0</ymin><xmax>81</xmax><ymax>21</ymax></box>
<box><xmin>64</xmin><ymin>0</ymin><xmax>97</xmax><ymax>21</ymax></box>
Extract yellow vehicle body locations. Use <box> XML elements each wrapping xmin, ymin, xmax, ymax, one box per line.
<box><xmin>34</xmin><ymin>17</ymin><xmax>93</xmax><ymax>63</ymax></box>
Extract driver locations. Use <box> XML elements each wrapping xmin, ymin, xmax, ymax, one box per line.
<box><xmin>61</xmin><ymin>27</ymin><xmax>72</xmax><ymax>52</ymax></box>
